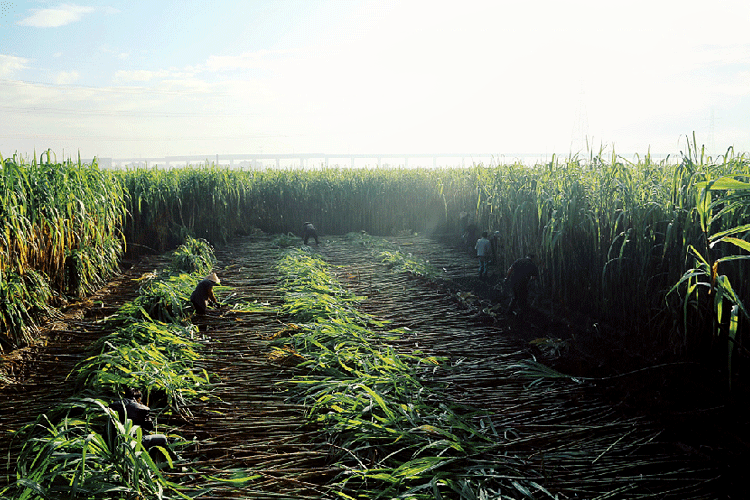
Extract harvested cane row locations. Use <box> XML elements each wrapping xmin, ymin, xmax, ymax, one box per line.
<box><xmin>169</xmin><ymin>236</ymin><xmax>340</xmax><ymax>499</ymax></box>
<box><xmin>315</xmin><ymin>234</ymin><xmax>730</xmax><ymax>499</ymax></box>
<box><xmin>0</xmin><ymin>254</ymin><xmax>170</xmax><ymax>491</ymax></box>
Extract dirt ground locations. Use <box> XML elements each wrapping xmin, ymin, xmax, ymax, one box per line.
<box><xmin>1</xmin><ymin>233</ymin><xmax>747</xmax><ymax>498</ymax></box>
<box><xmin>431</xmin><ymin>234</ymin><xmax>750</xmax><ymax>489</ymax></box>
<box><xmin>320</xmin><ymin>233</ymin><xmax>746</xmax><ymax>498</ymax></box>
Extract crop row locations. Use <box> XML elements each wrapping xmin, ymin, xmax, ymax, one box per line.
<box><xmin>270</xmin><ymin>247</ymin><xmax>556</xmax><ymax>499</ymax></box>
<box><xmin>2</xmin><ymin>237</ymin><xmax>220</xmax><ymax>499</ymax></box>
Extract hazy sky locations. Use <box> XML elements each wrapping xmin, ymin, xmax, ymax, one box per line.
<box><xmin>1</xmin><ymin>0</ymin><xmax>749</xmax><ymax>161</ymax></box>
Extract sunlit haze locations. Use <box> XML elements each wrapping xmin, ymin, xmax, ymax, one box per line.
<box><xmin>2</xmin><ymin>0</ymin><xmax>750</xmax><ymax>163</ymax></box>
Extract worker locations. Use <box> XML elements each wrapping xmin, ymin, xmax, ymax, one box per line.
<box><xmin>475</xmin><ymin>231</ymin><xmax>492</xmax><ymax>278</ymax></box>
<box><xmin>190</xmin><ymin>272</ymin><xmax>220</xmax><ymax>315</ymax></box>
<box><xmin>506</xmin><ymin>254</ymin><xmax>539</xmax><ymax>314</ymax></box>
<box><xmin>111</xmin><ymin>387</ymin><xmax>175</xmax><ymax>463</ymax></box>
<box><xmin>302</xmin><ymin>222</ymin><xmax>319</xmax><ymax>245</ymax></box>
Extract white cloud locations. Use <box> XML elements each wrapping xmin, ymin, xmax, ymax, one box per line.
<box><xmin>204</xmin><ymin>52</ymin><xmax>267</xmax><ymax>72</ymax></box>
<box><xmin>18</xmin><ymin>4</ymin><xmax>95</xmax><ymax>28</ymax></box>
<box><xmin>196</xmin><ymin>48</ymin><xmax>305</xmax><ymax>77</ymax></box>
<box><xmin>55</xmin><ymin>70</ymin><xmax>79</xmax><ymax>85</ymax></box>
<box><xmin>0</xmin><ymin>54</ymin><xmax>29</xmax><ymax>78</ymax></box>
<box><xmin>98</xmin><ymin>45</ymin><xmax>130</xmax><ymax>61</ymax></box>
<box><xmin>113</xmin><ymin>69</ymin><xmax>168</xmax><ymax>83</ymax></box>
<box><xmin>113</xmin><ymin>68</ymin><xmax>198</xmax><ymax>84</ymax></box>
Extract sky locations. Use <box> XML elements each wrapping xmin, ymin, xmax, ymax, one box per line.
<box><xmin>1</xmin><ymin>0</ymin><xmax>750</xmax><ymax>163</ymax></box>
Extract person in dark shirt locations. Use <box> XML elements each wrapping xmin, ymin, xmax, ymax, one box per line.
<box><xmin>112</xmin><ymin>387</ymin><xmax>174</xmax><ymax>463</ymax></box>
<box><xmin>113</xmin><ymin>387</ymin><xmax>153</xmax><ymax>430</ymax></box>
<box><xmin>302</xmin><ymin>222</ymin><xmax>319</xmax><ymax>245</ymax></box>
<box><xmin>190</xmin><ymin>273</ymin><xmax>220</xmax><ymax>315</ymax></box>
<box><xmin>505</xmin><ymin>254</ymin><xmax>539</xmax><ymax>314</ymax></box>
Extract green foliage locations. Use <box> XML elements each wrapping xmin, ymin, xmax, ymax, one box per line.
<box><xmin>0</xmin><ymin>153</ymin><xmax>125</xmax><ymax>347</ymax></box>
<box><xmin>345</xmin><ymin>231</ymin><xmax>439</xmax><ymax>278</ymax></box>
<box><xmin>378</xmin><ymin>250</ymin><xmax>438</xmax><ymax>278</ymax></box>
<box><xmin>5</xmin><ymin>399</ymin><xmax>190</xmax><ymax>500</ymax></box>
<box><xmin>276</xmin><ymin>250</ymin><xmax>376</xmax><ymax>326</ymax></box>
<box><xmin>273</xmin><ymin>249</ymin><xmax>528</xmax><ymax>498</ymax></box>
<box><xmin>270</xmin><ymin>232</ymin><xmax>300</xmax><ymax>248</ymax></box>
<box><xmin>4</xmin><ymin>235</ymin><xmax>220</xmax><ymax>499</ymax></box>
<box><xmin>72</xmin><ymin>321</ymin><xmax>209</xmax><ymax>409</ymax></box>
<box><xmin>116</xmin><ymin>272</ymin><xmax>197</xmax><ymax>324</ymax></box>
<box><xmin>669</xmin><ymin>173</ymin><xmax>750</xmax><ymax>388</ymax></box>
<box><xmin>71</xmin><ymin>236</ymin><xmax>221</xmax><ymax>409</ymax></box>
<box><xmin>115</xmin><ymin>164</ymin><xmax>248</xmax><ymax>254</ymax></box>
<box><xmin>170</xmin><ymin>236</ymin><xmax>217</xmax><ymax>275</ymax></box>
<box><xmin>0</xmin><ymin>269</ymin><xmax>57</xmax><ymax>347</ymax></box>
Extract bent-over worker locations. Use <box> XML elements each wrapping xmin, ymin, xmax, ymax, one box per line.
<box><xmin>190</xmin><ymin>272</ymin><xmax>220</xmax><ymax>315</ymax></box>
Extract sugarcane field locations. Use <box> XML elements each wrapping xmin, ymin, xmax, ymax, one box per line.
<box><xmin>6</xmin><ymin>2</ymin><xmax>750</xmax><ymax>498</ymax></box>
<box><xmin>0</xmin><ymin>149</ymin><xmax>749</xmax><ymax>500</ymax></box>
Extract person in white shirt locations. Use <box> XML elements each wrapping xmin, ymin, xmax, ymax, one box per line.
<box><xmin>474</xmin><ymin>231</ymin><xmax>492</xmax><ymax>278</ymax></box>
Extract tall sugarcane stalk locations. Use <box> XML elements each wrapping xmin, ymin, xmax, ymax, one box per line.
<box><xmin>0</xmin><ymin>152</ymin><xmax>125</xmax><ymax>348</ymax></box>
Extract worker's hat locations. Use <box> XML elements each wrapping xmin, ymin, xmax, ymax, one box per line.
<box><xmin>205</xmin><ymin>273</ymin><xmax>220</xmax><ymax>284</ymax></box>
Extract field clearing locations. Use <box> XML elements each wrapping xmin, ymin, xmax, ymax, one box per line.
<box><xmin>2</xmin><ymin>233</ymin><xmax>742</xmax><ymax>498</ymax></box>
